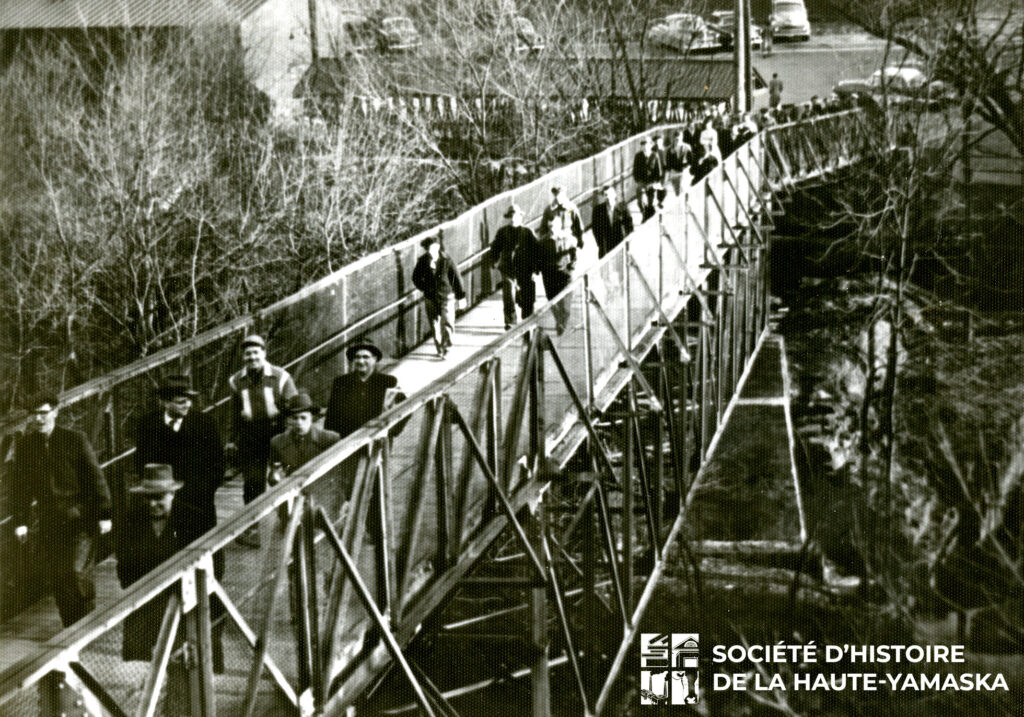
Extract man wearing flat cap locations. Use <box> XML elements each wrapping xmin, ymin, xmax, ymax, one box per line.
<box><xmin>537</xmin><ymin>185</ymin><xmax>584</xmax><ymax>336</ymax></box>
<box><xmin>489</xmin><ymin>203</ymin><xmax>539</xmax><ymax>329</ymax></box>
<box><xmin>227</xmin><ymin>335</ymin><xmax>297</xmax><ymax>545</ymax></box>
<box><xmin>135</xmin><ymin>375</ymin><xmax>225</xmax><ymax>562</ymax></box>
<box><xmin>116</xmin><ymin>463</ymin><xmax>184</xmax><ymax>661</ymax></box>
<box><xmin>10</xmin><ymin>391</ymin><xmax>112</xmax><ymax>627</ymax></box>
<box><xmin>324</xmin><ymin>341</ymin><xmax>405</xmax><ymax>440</ymax></box>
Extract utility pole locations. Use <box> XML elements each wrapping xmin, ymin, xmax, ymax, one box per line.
<box><xmin>733</xmin><ymin>0</ymin><xmax>751</xmax><ymax>112</ymax></box>
<box><xmin>308</xmin><ymin>0</ymin><xmax>319</xmax><ymax>66</ymax></box>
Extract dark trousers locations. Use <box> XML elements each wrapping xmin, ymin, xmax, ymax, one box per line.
<box><xmin>499</xmin><ymin>271</ymin><xmax>537</xmax><ymax>326</ymax></box>
<box><xmin>638</xmin><ymin>184</ymin><xmax>666</xmax><ymax>221</ymax></box>
<box><xmin>43</xmin><ymin>526</ymin><xmax>96</xmax><ymax>627</ymax></box>
<box><xmin>541</xmin><ymin>268</ymin><xmax>572</xmax><ymax>333</ymax></box>
<box><xmin>239</xmin><ymin>441</ymin><xmax>271</xmax><ymax>504</ymax></box>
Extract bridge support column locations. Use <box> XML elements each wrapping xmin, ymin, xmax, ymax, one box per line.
<box><xmin>528</xmin><ymin>501</ymin><xmax>551</xmax><ymax>717</ymax></box>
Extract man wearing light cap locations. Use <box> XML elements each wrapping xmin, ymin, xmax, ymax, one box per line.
<box><xmin>489</xmin><ymin>203</ymin><xmax>539</xmax><ymax>329</ymax></box>
<box><xmin>227</xmin><ymin>334</ymin><xmax>297</xmax><ymax>546</ymax></box>
<box><xmin>537</xmin><ymin>185</ymin><xmax>583</xmax><ymax>335</ymax></box>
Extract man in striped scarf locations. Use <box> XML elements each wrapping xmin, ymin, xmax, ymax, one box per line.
<box><xmin>227</xmin><ymin>334</ymin><xmax>297</xmax><ymax>547</ymax></box>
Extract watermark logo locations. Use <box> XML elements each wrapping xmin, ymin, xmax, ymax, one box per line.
<box><xmin>640</xmin><ymin>633</ymin><xmax>700</xmax><ymax>705</ymax></box>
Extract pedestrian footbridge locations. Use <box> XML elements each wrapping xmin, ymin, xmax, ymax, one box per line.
<box><xmin>0</xmin><ymin>111</ymin><xmax>875</xmax><ymax>716</ymax></box>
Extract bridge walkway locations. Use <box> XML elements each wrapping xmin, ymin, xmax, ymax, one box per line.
<box><xmin>0</xmin><ymin>110</ymin><xmax>871</xmax><ymax>717</ymax></box>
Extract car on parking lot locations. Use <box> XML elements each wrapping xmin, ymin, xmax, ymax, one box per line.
<box><xmin>707</xmin><ymin>10</ymin><xmax>763</xmax><ymax>50</ymax></box>
<box><xmin>833</xmin><ymin>66</ymin><xmax>956</xmax><ymax>108</ymax></box>
<box><xmin>649</xmin><ymin>13</ymin><xmax>723</xmax><ymax>54</ymax></box>
<box><xmin>770</xmin><ymin>0</ymin><xmax>811</xmax><ymax>41</ymax></box>
<box><xmin>377</xmin><ymin>15</ymin><xmax>422</xmax><ymax>53</ymax></box>
<box><xmin>512</xmin><ymin>15</ymin><xmax>545</xmax><ymax>53</ymax></box>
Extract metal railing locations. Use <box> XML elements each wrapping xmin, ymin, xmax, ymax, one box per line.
<box><xmin>0</xmin><ymin>111</ymin><xmax>871</xmax><ymax>717</ymax></box>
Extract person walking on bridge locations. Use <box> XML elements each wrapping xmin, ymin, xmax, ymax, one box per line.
<box><xmin>136</xmin><ymin>375</ymin><xmax>225</xmax><ymax>558</ymax></box>
<box><xmin>413</xmin><ymin>236</ymin><xmax>466</xmax><ymax>358</ymax></box>
<box><xmin>769</xmin><ymin>72</ymin><xmax>784</xmax><ymax>109</ymax></box>
<box><xmin>324</xmin><ymin>341</ymin><xmax>406</xmax><ymax>440</ymax></box>
<box><xmin>538</xmin><ymin>185</ymin><xmax>583</xmax><ymax>336</ymax></box>
<box><xmin>10</xmin><ymin>392</ymin><xmax>112</xmax><ymax>627</ymax></box>
<box><xmin>226</xmin><ymin>334</ymin><xmax>297</xmax><ymax>547</ymax></box>
<box><xmin>489</xmin><ymin>203</ymin><xmax>540</xmax><ymax>329</ymax></box>
<box><xmin>632</xmin><ymin>136</ymin><xmax>665</xmax><ymax>221</ymax></box>
<box><xmin>591</xmin><ymin>185</ymin><xmax>634</xmax><ymax>258</ymax></box>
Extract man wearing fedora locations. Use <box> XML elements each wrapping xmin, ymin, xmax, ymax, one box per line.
<box><xmin>412</xmin><ymin>235</ymin><xmax>466</xmax><ymax>358</ymax></box>
<box><xmin>135</xmin><ymin>375</ymin><xmax>225</xmax><ymax>562</ymax></box>
<box><xmin>489</xmin><ymin>203</ymin><xmax>539</xmax><ymax>329</ymax></box>
<box><xmin>10</xmin><ymin>391</ymin><xmax>112</xmax><ymax>627</ymax></box>
<box><xmin>227</xmin><ymin>334</ymin><xmax>297</xmax><ymax>546</ymax></box>
<box><xmin>116</xmin><ymin>464</ymin><xmax>184</xmax><ymax>661</ymax></box>
<box><xmin>324</xmin><ymin>341</ymin><xmax>404</xmax><ymax>440</ymax></box>
<box><xmin>271</xmin><ymin>392</ymin><xmax>341</xmax><ymax>475</ymax></box>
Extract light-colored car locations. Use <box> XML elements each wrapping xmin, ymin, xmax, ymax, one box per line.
<box><xmin>833</xmin><ymin>66</ymin><xmax>955</xmax><ymax>108</ymax></box>
<box><xmin>512</xmin><ymin>15</ymin><xmax>545</xmax><ymax>53</ymax></box>
<box><xmin>649</xmin><ymin>13</ymin><xmax>723</xmax><ymax>54</ymax></box>
<box><xmin>770</xmin><ymin>0</ymin><xmax>811</xmax><ymax>41</ymax></box>
<box><xmin>377</xmin><ymin>15</ymin><xmax>422</xmax><ymax>53</ymax></box>
<box><xmin>707</xmin><ymin>10</ymin><xmax>763</xmax><ymax>50</ymax></box>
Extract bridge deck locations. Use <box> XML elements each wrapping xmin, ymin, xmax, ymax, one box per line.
<box><xmin>0</xmin><ymin>198</ymin><xmax>680</xmax><ymax>712</ymax></box>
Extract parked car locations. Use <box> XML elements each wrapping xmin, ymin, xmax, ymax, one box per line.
<box><xmin>377</xmin><ymin>15</ymin><xmax>422</xmax><ymax>53</ymax></box>
<box><xmin>339</xmin><ymin>16</ymin><xmax>375</xmax><ymax>55</ymax></box>
<box><xmin>769</xmin><ymin>0</ymin><xmax>811</xmax><ymax>41</ymax></box>
<box><xmin>834</xmin><ymin>66</ymin><xmax>956</xmax><ymax>109</ymax></box>
<box><xmin>649</xmin><ymin>13</ymin><xmax>723</xmax><ymax>54</ymax></box>
<box><xmin>707</xmin><ymin>10</ymin><xmax>763</xmax><ymax>50</ymax></box>
<box><xmin>512</xmin><ymin>15</ymin><xmax>545</xmax><ymax>53</ymax></box>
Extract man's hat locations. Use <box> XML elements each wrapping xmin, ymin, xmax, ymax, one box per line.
<box><xmin>130</xmin><ymin>464</ymin><xmax>184</xmax><ymax>495</ymax></box>
<box><xmin>346</xmin><ymin>341</ymin><xmax>383</xmax><ymax>362</ymax></box>
<box><xmin>504</xmin><ymin>203</ymin><xmax>522</xmax><ymax>218</ymax></box>
<box><xmin>156</xmin><ymin>375</ymin><xmax>198</xmax><ymax>400</ymax></box>
<box><xmin>241</xmin><ymin>334</ymin><xmax>266</xmax><ymax>350</ymax></box>
<box><xmin>23</xmin><ymin>391</ymin><xmax>60</xmax><ymax>411</ymax></box>
<box><xmin>550</xmin><ymin>184</ymin><xmax>564</xmax><ymax>195</ymax></box>
<box><xmin>282</xmin><ymin>392</ymin><xmax>321</xmax><ymax>416</ymax></box>
<box><xmin>420</xmin><ymin>235</ymin><xmax>441</xmax><ymax>249</ymax></box>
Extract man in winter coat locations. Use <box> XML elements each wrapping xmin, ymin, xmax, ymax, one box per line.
<box><xmin>489</xmin><ymin>203</ymin><xmax>539</xmax><ymax>328</ymax></box>
<box><xmin>226</xmin><ymin>334</ymin><xmax>297</xmax><ymax>546</ymax></box>
<box><xmin>10</xmin><ymin>392</ymin><xmax>112</xmax><ymax>627</ymax></box>
<box><xmin>537</xmin><ymin>185</ymin><xmax>584</xmax><ymax>335</ymax></box>
<box><xmin>413</xmin><ymin>235</ymin><xmax>466</xmax><ymax>358</ymax></box>
<box><xmin>590</xmin><ymin>185</ymin><xmax>634</xmax><ymax>258</ymax></box>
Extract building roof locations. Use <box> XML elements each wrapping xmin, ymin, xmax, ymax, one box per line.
<box><xmin>0</xmin><ymin>0</ymin><xmax>268</xmax><ymax>29</ymax></box>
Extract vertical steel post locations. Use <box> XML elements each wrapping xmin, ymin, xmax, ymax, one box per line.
<box><xmin>183</xmin><ymin>567</ymin><xmax>216</xmax><ymax>717</ymax></box>
<box><xmin>304</xmin><ymin>500</ymin><xmax>324</xmax><ymax>707</ymax></box>
<box><xmin>583</xmin><ymin>276</ymin><xmax>595</xmax><ymax>413</ymax></box>
<box><xmin>581</xmin><ymin>486</ymin><xmax>598</xmax><ymax>687</ymax></box>
<box><xmin>623</xmin><ymin>382</ymin><xmax>635</xmax><ymax>615</ymax></box>
<box><xmin>295</xmin><ymin>504</ymin><xmax>316</xmax><ymax>697</ymax></box>
<box><xmin>528</xmin><ymin>501</ymin><xmax>551</xmax><ymax>717</ymax></box>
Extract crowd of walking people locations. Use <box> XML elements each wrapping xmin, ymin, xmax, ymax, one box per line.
<box><xmin>5</xmin><ymin>89</ymin><xmax>850</xmax><ymax>657</ymax></box>
<box><xmin>7</xmin><ymin>333</ymin><xmax>404</xmax><ymax>670</ymax></box>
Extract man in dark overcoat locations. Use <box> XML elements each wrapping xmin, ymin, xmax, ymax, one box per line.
<box><xmin>135</xmin><ymin>375</ymin><xmax>225</xmax><ymax>557</ymax></box>
<box><xmin>133</xmin><ymin>375</ymin><xmax>226</xmax><ymax>670</ymax></box>
<box><xmin>324</xmin><ymin>342</ymin><xmax>405</xmax><ymax>440</ymax></box>
<box><xmin>591</xmin><ymin>185</ymin><xmax>634</xmax><ymax>258</ymax></box>
<box><xmin>489</xmin><ymin>203</ymin><xmax>540</xmax><ymax>328</ymax></box>
<box><xmin>116</xmin><ymin>463</ymin><xmax>183</xmax><ymax>662</ymax></box>
<box><xmin>10</xmin><ymin>392</ymin><xmax>113</xmax><ymax>627</ymax></box>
